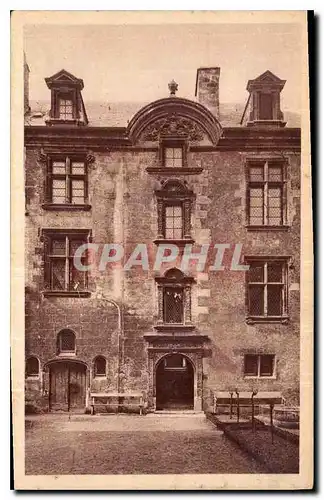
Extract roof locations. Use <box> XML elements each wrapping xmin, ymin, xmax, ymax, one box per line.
<box><xmin>25</xmin><ymin>99</ymin><xmax>301</xmax><ymax>128</ymax></box>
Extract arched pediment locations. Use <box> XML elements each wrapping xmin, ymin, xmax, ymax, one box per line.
<box><xmin>127</xmin><ymin>97</ymin><xmax>222</xmax><ymax>146</ymax></box>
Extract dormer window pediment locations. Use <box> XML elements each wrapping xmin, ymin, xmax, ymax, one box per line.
<box><xmin>44</xmin><ymin>69</ymin><xmax>88</xmax><ymax>126</ymax></box>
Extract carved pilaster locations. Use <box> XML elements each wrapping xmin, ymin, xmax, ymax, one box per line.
<box><xmin>184</xmin><ymin>285</ymin><xmax>192</xmax><ymax>324</ymax></box>
<box><xmin>157</xmin><ymin>286</ymin><xmax>163</xmax><ymax>324</ymax></box>
<box><xmin>183</xmin><ymin>199</ymin><xmax>191</xmax><ymax>238</ymax></box>
<box><xmin>157</xmin><ymin>200</ymin><xmax>164</xmax><ymax>239</ymax></box>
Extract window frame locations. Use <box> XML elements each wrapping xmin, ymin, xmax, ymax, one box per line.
<box><xmin>245</xmin><ymin>257</ymin><xmax>289</xmax><ymax>323</ymax></box>
<box><xmin>93</xmin><ymin>356</ymin><xmax>107</xmax><ymax>378</ymax></box>
<box><xmin>42</xmin><ymin>229</ymin><xmax>91</xmax><ymax>297</ymax></box>
<box><xmin>246</xmin><ymin>159</ymin><xmax>288</xmax><ymax>230</ymax></box>
<box><xmin>26</xmin><ymin>356</ymin><xmax>40</xmax><ymax>379</ymax></box>
<box><xmin>160</xmin><ymin>138</ymin><xmax>188</xmax><ymax>169</ymax></box>
<box><xmin>243</xmin><ymin>353</ymin><xmax>276</xmax><ymax>379</ymax></box>
<box><xmin>43</xmin><ymin>154</ymin><xmax>91</xmax><ymax>211</ymax></box>
<box><xmin>57</xmin><ymin>329</ymin><xmax>76</xmax><ymax>356</ymax></box>
<box><xmin>155</xmin><ymin>268</ymin><xmax>195</xmax><ymax>329</ymax></box>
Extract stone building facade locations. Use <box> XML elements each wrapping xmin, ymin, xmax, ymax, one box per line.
<box><xmin>24</xmin><ymin>62</ymin><xmax>301</xmax><ymax>413</ymax></box>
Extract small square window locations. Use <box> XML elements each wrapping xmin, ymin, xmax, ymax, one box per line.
<box><xmin>244</xmin><ymin>354</ymin><xmax>275</xmax><ymax>378</ymax></box>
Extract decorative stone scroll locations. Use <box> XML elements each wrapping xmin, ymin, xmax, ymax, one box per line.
<box><xmin>142</xmin><ymin>114</ymin><xmax>205</xmax><ymax>142</ymax></box>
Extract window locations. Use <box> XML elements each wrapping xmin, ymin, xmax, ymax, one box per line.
<box><xmin>155</xmin><ymin>268</ymin><xmax>194</xmax><ymax>327</ymax></box>
<box><xmin>58</xmin><ymin>95</ymin><xmax>74</xmax><ymax>120</ymax></box>
<box><xmin>57</xmin><ymin>329</ymin><xmax>76</xmax><ymax>354</ymax></box>
<box><xmin>258</xmin><ymin>93</ymin><xmax>273</xmax><ymax>120</ymax></box>
<box><xmin>247</xmin><ymin>160</ymin><xmax>286</xmax><ymax>226</ymax></box>
<box><xmin>164</xmin><ymin>203</ymin><xmax>183</xmax><ymax>239</ymax></box>
<box><xmin>43</xmin><ymin>230</ymin><xmax>90</xmax><ymax>294</ymax></box>
<box><xmin>246</xmin><ymin>259</ymin><xmax>288</xmax><ymax>319</ymax></box>
<box><xmin>94</xmin><ymin>356</ymin><xmax>106</xmax><ymax>377</ymax></box>
<box><xmin>164</xmin><ymin>287</ymin><xmax>184</xmax><ymax>323</ymax></box>
<box><xmin>164</xmin><ymin>146</ymin><xmax>183</xmax><ymax>168</ymax></box>
<box><xmin>48</xmin><ymin>156</ymin><xmax>87</xmax><ymax>206</ymax></box>
<box><xmin>155</xmin><ymin>180</ymin><xmax>194</xmax><ymax>242</ymax></box>
<box><xmin>164</xmin><ymin>354</ymin><xmax>187</xmax><ymax>370</ymax></box>
<box><xmin>244</xmin><ymin>354</ymin><xmax>275</xmax><ymax>378</ymax></box>
<box><xmin>26</xmin><ymin>357</ymin><xmax>39</xmax><ymax>377</ymax></box>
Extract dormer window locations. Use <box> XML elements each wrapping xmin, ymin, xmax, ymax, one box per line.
<box><xmin>45</xmin><ymin>69</ymin><xmax>88</xmax><ymax>126</ymax></box>
<box><xmin>160</xmin><ymin>139</ymin><xmax>187</xmax><ymax>169</ymax></box>
<box><xmin>244</xmin><ymin>70</ymin><xmax>286</xmax><ymax>127</ymax></box>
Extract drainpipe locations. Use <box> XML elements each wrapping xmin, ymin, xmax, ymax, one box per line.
<box><xmin>97</xmin><ymin>294</ymin><xmax>122</xmax><ymax>393</ymax></box>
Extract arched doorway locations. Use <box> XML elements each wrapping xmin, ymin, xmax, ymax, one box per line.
<box><xmin>156</xmin><ymin>354</ymin><xmax>194</xmax><ymax>410</ymax></box>
<box><xmin>48</xmin><ymin>360</ymin><xmax>87</xmax><ymax>411</ymax></box>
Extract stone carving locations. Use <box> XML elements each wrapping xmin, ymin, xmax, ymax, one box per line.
<box><xmin>143</xmin><ymin>114</ymin><xmax>204</xmax><ymax>141</ymax></box>
<box><xmin>37</xmin><ymin>148</ymin><xmax>48</xmax><ymax>164</ymax></box>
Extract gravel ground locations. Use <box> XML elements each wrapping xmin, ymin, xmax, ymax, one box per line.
<box><xmin>25</xmin><ymin>415</ymin><xmax>267</xmax><ymax>475</ymax></box>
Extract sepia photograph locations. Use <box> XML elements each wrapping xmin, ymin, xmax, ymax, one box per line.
<box><xmin>11</xmin><ymin>10</ymin><xmax>313</xmax><ymax>490</ymax></box>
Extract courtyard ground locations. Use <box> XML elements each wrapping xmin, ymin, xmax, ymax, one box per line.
<box><xmin>25</xmin><ymin>413</ymin><xmax>267</xmax><ymax>475</ymax></box>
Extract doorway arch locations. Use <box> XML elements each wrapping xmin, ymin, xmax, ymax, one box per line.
<box><xmin>155</xmin><ymin>354</ymin><xmax>194</xmax><ymax>410</ymax></box>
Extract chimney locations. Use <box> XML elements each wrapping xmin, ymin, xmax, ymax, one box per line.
<box><xmin>195</xmin><ymin>67</ymin><xmax>220</xmax><ymax>118</ymax></box>
<box><xmin>24</xmin><ymin>52</ymin><xmax>30</xmax><ymax>115</ymax></box>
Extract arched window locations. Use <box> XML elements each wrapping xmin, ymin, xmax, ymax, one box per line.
<box><xmin>93</xmin><ymin>356</ymin><xmax>106</xmax><ymax>377</ymax></box>
<box><xmin>156</xmin><ymin>268</ymin><xmax>195</xmax><ymax>326</ymax></box>
<box><xmin>26</xmin><ymin>357</ymin><xmax>39</xmax><ymax>377</ymax></box>
<box><xmin>57</xmin><ymin>329</ymin><xmax>76</xmax><ymax>354</ymax></box>
<box><xmin>155</xmin><ymin>179</ymin><xmax>195</xmax><ymax>241</ymax></box>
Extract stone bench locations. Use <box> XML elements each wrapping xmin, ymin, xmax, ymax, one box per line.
<box><xmin>90</xmin><ymin>392</ymin><xmax>145</xmax><ymax>415</ymax></box>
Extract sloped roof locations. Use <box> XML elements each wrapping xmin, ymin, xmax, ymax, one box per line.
<box><xmin>25</xmin><ymin>99</ymin><xmax>301</xmax><ymax>128</ymax></box>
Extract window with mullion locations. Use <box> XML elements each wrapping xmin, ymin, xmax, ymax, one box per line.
<box><xmin>244</xmin><ymin>354</ymin><xmax>275</xmax><ymax>377</ymax></box>
<box><xmin>59</xmin><ymin>97</ymin><xmax>74</xmax><ymax>120</ymax></box>
<box><xmin>248</xmin><ymin>161</ymin><xmax>285</xmax><ymax>226</ymax></box>
<box><xmin>247</xmin><ymin>260</ymin><xmax>286</xmax><ymax>318</ymax></box>
<box><xmin>50</xmin><ymin>158</ymin><xmax>86</xmax><ymax>205</ymax></box>
<box><xmin>49</xmin><ymin>235</ymin><xmax>88</xmax><ymax>291</ymax></box>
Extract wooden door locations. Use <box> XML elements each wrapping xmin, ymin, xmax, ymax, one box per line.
<box><xmin>49</xmin><ymin>362</ymin><xmax>86</xmax><ymax>411</ymax></box>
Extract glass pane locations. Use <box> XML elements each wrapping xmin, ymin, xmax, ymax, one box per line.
<box><xmin>173</xmin><ymin>217</ymin><xmax>183</xmax><ymax>229</ymax></box>
<box><xmin>26</xmin><ymin>357</ymin><xmax>39</xmax><ymax>376</ymax></box>
<box><xmin>173</xmin><ymin>206</ymin><xmax>182</xmax><ymax>216</ymax></box>
<box><xmin>165</xmin><ymin>354</ymin><xmax>186</xmax><ymax>368</ymax></box>
<box><xmin>248</xmin><ymin>263</ymin><xmax>264</xmax><ymax>282</ymax></box>
<box><xmin>249</xmin><ymin>285</ymin><xmax>264</xmax><ymax>315</ymax></box>
<box><xmin>249</xmin><ymin>217</ymin><xmax>264</xmax><ymax>226</ymax></box>
<box><xmin>260</xmin><ymin>355</ymin><xmax>275</xmax><ymax>377</ymax></box>
<box><xmin>95</xmin><ymin>357</ymin><xmax>106</xmax><ymax>376</ymax></box>
<box><xmin>51</xmin><ymin>259</ymin><xmax>66</xmax><ymax>290</ymax></box>
<box><xmin>71</xmin><ymin>162</ymin><xmax>85</xmax><ymax>175</ymax></box>
<box><xmin>69</xmin><ymin>239</ymin><xmax>86</xmax><ymax>255</ymax></box>
<box><xmin>52</xmin><ymin>179</ymin><xmax>66</xmax><ymax>203</ymax></box>
<box><xmin>268</xmin><ymin>165</ymin><xmax>283</xmax><ymax>181</ymax></box>
<box><xmin>173</xmin><ymin>158</ymin><xmax>183</xmax><ymax>168</ymax></box>
<box><xmin>163</xmin><ymin>288</ymin><xmax>184</xmax><ymax>323</ymax></box>
<box><xmin>69</xmin><ymin>261</ymin><xmax>86</xmax><ymax>291</ymax></box>
<box><xmin>268</xmin><ymin>262</ymin><xmax>283</xmax><ymax>282</ymax></box>
<box><xmin>267</xmin><ymin>285</ymin><xmax>282</xmax><ymax>316</ymax></box>
<box><xmin>52</xmin><ymin>196</ymin><xmax>66</xmax><ymax>204</ymax></box>
<box><xmin>52</xmin><ymin>239</ymin><xmax>66</xmax><ymax>255</ymax></box>
<box><xmin>165</xmin><ymin>148</ymin><xmax>174</xmax><ymax>159</ymax></box>
<box><xmin>165</xmin><ymin>158</ymin><xmax>174</xmax><ymax>168</ymax></box>
<box><xmin>173</xmin><ymin>148</ymin><xmax>183</xmax><ymax>159</ymax></box>
<box><xmin>249</xmin><ymin>166</ymin><xmax>264</xmax><ymax>181</ymax></box>
<box><xmin>60</xmin><ymin>331</ymin><xmax>75</xmax><ymax>351</ymax></box>
<box><xmin>52</xmin><ymin>161</ymin><xmax>66</xmax><ymax>174</ymax></box>
<box><xmin>268</xmin><ymin>187</ymin><xmax>281</xmax><ymax>199</ymax></box>
<box><xmin>244</xmin><ymin>355</ymin><xmax>258</xmax><ymax>376</ymax></box>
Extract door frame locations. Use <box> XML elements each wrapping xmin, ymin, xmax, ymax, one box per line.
<box><xmin>155</xmin><ymin>353</ymin><xmax>195</xmax><ymax>410</ymax></box>
<box><xmin>148</xmin><ymin>349</ymin><xmax>203</xmax><ymax>412</ymax></box>
<box><xmin>43</xmin><ymin>358</ymin><xmax>90</xmax><ymax>411</ymax></box>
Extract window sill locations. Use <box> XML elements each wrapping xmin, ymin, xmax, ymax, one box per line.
<box><xmin>146</xmin><ymin>167</ymin><xmax>203</xmax><ymax>175</ymax></box>
<box><xmin>243</xmin><ymin>375</ymin><xmax>277</xmax><ymax>380</ymax></box>
<box><xmin>246</xmin><ymin>225</ymin><xmax>290</xmax><ymax>232</ymax></box>
<box><xmin>43</xmin><ymin>291</ymin><xmax>91</xmax><ymax>298</ymax></box>
<box><xmin>58</xmin><ymin>352</ymin><xmax>76</xmax><ymax>357</ymax></box>
<box><xmin>154</xmin><ymin>323</ymin><xmax>196</xmax><ymax>332</ymax></box>
<box><xmin>26</xmin><ymin>375</ymin><xmax>40</xmax><ymax>380</ymax></box>
<box><xmin>93</xmin><ymin>375</ymin><xmax>107</xmax><ymax>380</ymax></box>
<box><xmin>42</xmin><ymin>203</ymin><xmax>91</xmax><ymax>211</ymax></box>
<box><xmin>246</xmin><ymin>316</ymin><xmax>289</xmax><ymax>325</ymax></box>
<box><xmin>153</xmin><ymin>238</ymin><xmax>194</xmax><ymax>246</ymax></box>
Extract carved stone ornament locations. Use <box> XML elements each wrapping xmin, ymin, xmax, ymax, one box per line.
<box><xmin>37</xmin><ymin>148</ymin><xmax>48</xmax><ymax>164</ymax></box>
<box><xmin>143</xmin><ymin>114</ymin><xmax>204</xmax><ymax>141</ymax></box>
<box><xmin>86</xmin><ymin>151</ymin><xmax>96</xmax><ymax>165</ymax></box>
